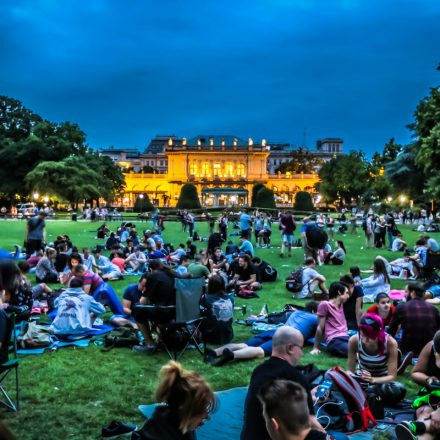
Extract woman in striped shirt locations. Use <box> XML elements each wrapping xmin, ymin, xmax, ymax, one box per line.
<box><xmin>347</xmin><ymin>313</ymin><xmax>403</xmax><ymax>403</ymax></box>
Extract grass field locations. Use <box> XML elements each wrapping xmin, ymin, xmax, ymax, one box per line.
<box><xmin>0</xmin><ymin>218</ymin><xmax>430</xmax><ymax>439</ymax></box>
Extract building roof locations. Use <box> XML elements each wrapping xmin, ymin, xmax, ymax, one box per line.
<box><xmin>187</xmin><ymin>135</ymin><xmax>248</xmax><ymax>147</ymax></box>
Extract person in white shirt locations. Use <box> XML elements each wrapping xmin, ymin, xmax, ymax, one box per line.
<box><xmin>361</xmin><ymin>258</ymin><xmax>391</xmax><ymax>302</ymax></box>
<box><xmin>295</xmin><ymin>258</ymin><xmax>328</xmax><ymax>299</ymax></box>
<box><xmin>390</xmin><ymin>251</ymin><xmax>414</xmax><ymax>278</ymax></box>
<box><xmin>176</xmin><ymin>255</ymin><xmax>190</xmax><ymax>275</ymax></box>
<box><xmin>391</xmin><ymin>234</ymin><xmax>407</xmax><ymax>252</ymax></box>
<box><xmin>92</xmin><ymin>249</ymin><xmax>122</xmax><ymax>280</ymax></box>
<box><xmin>125</xmin><ymin>246</ymin><xmax>147</xmax><ymax>272</ymax></box>
<box><xmin>169</xmin><ymin>243</ymin><xmax>187</xmax><ymax>263</ymax></box>
<box><xmin>81</xmin><ymin>247</ymin><xmax>96</xmax><ymax>271</ymax></box>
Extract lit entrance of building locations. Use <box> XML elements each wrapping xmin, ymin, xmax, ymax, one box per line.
<box><xmin>201</xmin><ymin>187</ymin><xmax>248</xmax><ymax>207</ymax></box>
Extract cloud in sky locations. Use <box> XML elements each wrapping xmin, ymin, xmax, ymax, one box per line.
<box><xmin>1</xmin><ymin>0</ymin><xmax>439</xmax><ymax>154</ymax></box>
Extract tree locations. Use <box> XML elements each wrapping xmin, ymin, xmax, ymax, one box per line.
<box><xmin>133</xmin><ymin>194</ymin><xmax>154</xmax><ymax>212</ymax></box>
<box><xmin>275</xmin><ymin>148</ymin><xmax>322</xmax><ymax>174</ymax></box>
<box><xmin>141</xmin><ymin>165</ymin><xmax>157</xmax><ymax>173</ymax></box>
<box><xmin>317</xmin><ymin>151</ymin><xmax>370</xmax><ymax>204</ymax></box>
<box><xmin>254</xmin><ymin>187</ymin><xmax>276</xmax><ymax>209</ymax></box>
<box><xmin>176</xmin><ymin>183</ymin><xmax>201</xmax><ymax>209</ymax></box>
<box><xmin>293</xmin><ymin>191</ymin><xmax>314</xmax><ymax>212</ymax></box>
<box><xmin>251</xmin><ymin>183</ymin><xmax>265</xmax><ymax>206</ymax></box>
<box><xmin>24</xmin><ymin>156</ymin><xmax>103</xmax><ymax>207</ymax></box>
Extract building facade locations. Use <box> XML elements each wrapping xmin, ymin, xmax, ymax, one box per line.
<box><xmin>115</xmin><ymin>135</ymin><xmax>319</xmax><ymax>208</ymax></box>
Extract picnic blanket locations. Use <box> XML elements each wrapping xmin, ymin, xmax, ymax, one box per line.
<box><xmin>138</xmin><ymin>387</ymin><xmax>389</xmax><ymax>439</ymax></box>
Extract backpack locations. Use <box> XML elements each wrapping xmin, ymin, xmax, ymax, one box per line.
<box><xmin>259</xmin><ymin>261</ymin><xmax>278</xmax><ymax>282</ymax></box>
<box><xmin>286</xmin><ymin>268</ymin><xmax>304</xmax><ymax>293</ymax></box>
<box><xmin>236</xmin><ymin>287</ymin><xmax>259</xmax><ymax>299</ymax></box>
<box><xmin>101</xmin><ymin>327</ymin><xmax>140</xmax><ymax>351</ymax></box>
<box><xmin>315</xmin><ymin>367</ymin><xmax>376</xmax><ymax>433</ymax></box>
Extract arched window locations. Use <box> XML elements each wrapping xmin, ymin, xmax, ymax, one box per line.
<box><xmin>190</xmin><ymin>162</ymin><xmax>198</xmax><ymax>176</ymax></box>
<box><xmin>213</xmin><ymin>163</ymin><xmax>222</xmax><ymax>177</ymax></box>
<box><xmin>237</xmin><ymin>163</ymin><xmax>246</xmax><ymax>177</ymax></box>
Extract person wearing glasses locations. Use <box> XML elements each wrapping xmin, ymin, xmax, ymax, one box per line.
<box><xmin>241</xmin><ymin>326</ymin><xmax>324</xmax><ymax>440</ymax></box>
<box><xmin>347</xmin><ymin>314</ymin><xmax>405</xmax><ymax>405</ymax></box>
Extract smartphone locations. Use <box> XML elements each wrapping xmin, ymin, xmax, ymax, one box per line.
<box><xmin>375</xmin><ymin>424</ymin><xmax>389</xmax><ymax>431</ymax></box>
<box><xmin>316</xmin><ymin>380</ymin><xmax>332</xmax><ymax>399</ymax></box>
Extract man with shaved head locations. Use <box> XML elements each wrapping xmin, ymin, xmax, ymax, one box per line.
<box><xmin>241</xmin><ymin>326</ymin><xmax>324</xmax><ymax>440</ymax></box>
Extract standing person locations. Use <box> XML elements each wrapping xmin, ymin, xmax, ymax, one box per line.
<box><xmin>326</xmin><ymin>215</ymin><xmax>335</xmax><ymax>240</ymax></box>
<box><xmin>254</xmin><ymin>213</ymin><xmax>264</xmax><ymax>248</ymax></box>
<box><xmin>129</xmin><ymin>361</ymin><xmax>216</xmax><ymax>440</ymax></box>
<box><xmin>241</xmin><ymin>326</ymin><xmax>324</xmax><ymax>440</ymax></box>
<box><xmin>311</xmin><ymin>282</ymin><xmax>350</xmax><ymax>357</ymax></box>
<box><xmin>364</xmin><ymin>214</ymin><xmax>375</xmax><ymax>248</ymax></box>
<box><xmin>240</xmin><ymin>209</ymin><xmax>253</xmax><ymax>240</ymax></box>
<box><xmin>385</xmin><ymin>213</ymin><xmax>396</xmax><ymax>250</ymax></box>
<box><xmin>279</xmin><ymin>211</ymin><xmax>296</xmax><ymax>258</ymax></box>
<box><xmin>25</xmin><ymin>211</ymin><xmax>46</xmax><ymax>257</ymax></box>
<box><xmin>374</xmin><ymin>216</ymin><xmax>385</xmax><ymax>248</ymax></box>
<box><xmin>388</xmin><ymin>282</ymin><xmax>440</xmax><ymax>356</ymax></box>
<box><xmin>219</xmin><ymin>211</ymin><xmax>228</xmax><ymax>241</ymax></box>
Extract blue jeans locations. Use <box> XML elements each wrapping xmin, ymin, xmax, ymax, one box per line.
<box><xmin>327</xmin><ymin>335</ymin><xmax>350</xmax><ymax>357</ymax></box>
<box><xmin>387</xmin><ymin>230</ymin><xmax>394</xmax><ymax>249</ymax></box>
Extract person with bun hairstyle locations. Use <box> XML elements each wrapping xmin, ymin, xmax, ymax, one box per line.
<box><xmin>132</xmin><ymin>361</ymin><xmax>216</xmax><ymax>439</ymax></box>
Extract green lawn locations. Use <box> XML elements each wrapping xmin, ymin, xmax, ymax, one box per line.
<box><xmin>0</xmin><ymin>219</ymin><xmax>429</xmax><ymax>439</ymax></box>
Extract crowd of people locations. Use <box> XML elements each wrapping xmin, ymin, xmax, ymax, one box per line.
<box><xmin>3</xmin><ymin>206</ymin><xmax>440</xmax><ymax>439</ymax></box>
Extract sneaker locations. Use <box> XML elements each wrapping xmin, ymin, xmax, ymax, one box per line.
<box><xmin>132</xmin><ymin>343</ymin><xmax>157</xmax><ymax>354</ymax></box>
<box><xmin>395</xmin><ymin>421</ymin><xmax>416</xmax><ymax>440</ymax></box>
<box><xmin>397</xmin><ymin>351</ymin><xmax>414</xmax><ymax>375</ymax></box>
<box><xmin>203</xmin><ymin>348</ymin><xmax>218</xmax><ymax>364</ymax></box>
<box><xmin>101</xmin><ymin>420</ymin><xmax>137</xmax><ymax>438</ymax></box>
<box><xmin>94</xmin><ymin>317</ymin><xmax>104</xmax><ymax>326</ymax></box>
<box><xmin>212</xmin><ymin>348</ymin><xmax>234</xmax><ymax>367</ymax></box>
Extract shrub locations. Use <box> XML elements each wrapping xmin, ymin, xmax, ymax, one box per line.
<box><xmin>251</xmin><ymin>183</ymin><xmax>266</xmax><ymax>207</ymax></box>
<box><xmin>255</xmin><ymin>187</ymin><xmax>276</xmax><ymax>209</ymax></box>
<box><xmin>176</xmin><ymin>183</ymin><xmax>201</xmax><ymax>209</ymax></box>
<box><xmin>133</xmin><ymin>194</ymin><xmax>154</xmax><ymax>212</ymax></box>
<box><xmin>293</xmin><ymin>191</ymin><xmax>314</xmax><ymax>212</ymax></box>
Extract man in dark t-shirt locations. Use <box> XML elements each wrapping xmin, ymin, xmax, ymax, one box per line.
<box><xmin>241</xmin><ymin>326</ymin><xmax>323</xmax><ymax>440</ymax></box>
<box><xmin>26</xmin><ymin>211</ymin><xmax>46</xmax><ymax>257</ymax></box>
<box><xmin>229</xmin><ymin>254</ymin><xmax>261</xmax><ymax>291</ymax></box>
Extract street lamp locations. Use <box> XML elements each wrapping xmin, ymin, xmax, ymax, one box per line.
<box><xmin>43</xmin><ymin>196</ymin><xmax>49</xmax><ymax>203</ymax></box>
<box><xmin>400</xmin><ymin>195</ymin><xmax>406</xmax><ymax>203</ymax></box>
<box><xmin>387</xmin><ymin>196</ymin><xmax>392</xmax><ymax>203</ymax></box>
<box><xmin>33</xmin><ymin>193</ymin><xmax>39</xmax><ymax>200</ymax></box>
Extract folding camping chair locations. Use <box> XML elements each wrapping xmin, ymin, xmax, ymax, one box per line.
<box><xmin>419</xmin><ymin>251</ymin><xmax>440</xmax><ymax>284</ymax></box>
<box><xmin>0</xmin><ymin>312</ymin><xmax>19</xmax><ymax>411</ymax></box>
<box><xmin>159</xmin><ymin>277</ymin><xmax>206</xmax><ymax>360</ymax></box>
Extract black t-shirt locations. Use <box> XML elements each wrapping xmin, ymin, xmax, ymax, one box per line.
<box><xmin>55</xmin><ymin>253</ymin><xmax>68</xmax><ymax>272</ymax></box>
<box><xmin>343</xmin><ymin>285</ymin><xmax>364</xmax><ymax>330</ymax></box>
<box><xmin>241</xmin><ymin>357</ymin><xmax>315</xmax><ymax>440</ymax></box>
<box><xmin>207</xmin><ymin>233</ymin><xmax>223</xmax><ymax>252</ymax></box>
<box><xmin>123</xmin><ymin>284</ymin><xmax>143</xmax><ymax>310</ymax></box>
<box><xmin>236</xmin><ymin>263</ymin><xmax>257</xmax><ymax>282</ymax></box>
<box><xmin>142</xmin><ymin>271</ymin><xmax>176</xmax><ymax>306</ymax></box>
<box><xmin>0</xmin><ymin>309</ymin><xmax>11</xmax><ymax>364</ymax></box>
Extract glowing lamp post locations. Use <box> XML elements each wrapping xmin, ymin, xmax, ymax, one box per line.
<box><xmin>33</xmin><ymin>193</ymin><xmax>39</xmax><ymax>200</ymax></box>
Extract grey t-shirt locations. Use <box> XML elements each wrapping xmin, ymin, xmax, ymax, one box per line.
<box><xmin>27</xmin><ymin>217</ymin><xmax>45</xmax><ymax>240</ymax></box>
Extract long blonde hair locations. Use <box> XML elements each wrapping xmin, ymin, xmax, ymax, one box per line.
<box><xmin>156</xmin><ymin>361</ymin><xmax>216</xmax><ymax>434</ymax></box>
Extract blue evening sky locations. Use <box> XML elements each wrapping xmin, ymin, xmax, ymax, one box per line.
<box><xmin>1</xmin><ymin>0</ymin><xmax>439</xmax><ymax>155</ymax></box>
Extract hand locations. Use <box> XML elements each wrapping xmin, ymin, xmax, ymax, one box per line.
<box><xmin>427</xmin><ymin>376</ymin><xmax>439</xmax><ymax>386</ymax></box>
<box><xmin>311</xmin><ymin>348</ymin><xmax>321</xmax><ymax>355</ymax></box>
<box><xmin>360</xmin><ymin>370</ymin><xmax>374</xmax><ymax>383</ymax></box>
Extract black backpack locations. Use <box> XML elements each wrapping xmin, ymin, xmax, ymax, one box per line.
<box><xmin>286</xmin><ymin>268</ymin><xmax>304</xmax><ymax>293</ymax></box>
<box><xmin>101</xmin><ymin>327</ymin><xmax>140</xmax><ymax>351</ymax></box>
<box><xmin>259</xmin><ymin>261</ymin><xmax>278</xmax><ymax>282</ymax></box>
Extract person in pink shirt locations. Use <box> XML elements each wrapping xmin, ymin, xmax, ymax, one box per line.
<box><xmin>111</xmin><ymin>251</ymin><xmax>126</xmax><ymax>273</ymax></box>
<box><xmin>311</xmin><ymin>281</ymin><xmax>350</xmax><ymax>357</ymax></box>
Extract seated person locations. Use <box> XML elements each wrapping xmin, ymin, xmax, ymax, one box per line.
<box><xmin>211</xmin><ymin>247</ymin><xmax>229</xmax><ymax>272</ymax></box>
<box><xmin>97</xmin><ymin>223</ymin><xmax>110</xmax><ymax>239</ymax></box>
<box><xmin>311</xmin><ymin>282</ymin><xmax>350</xmax><ymax>357</ymax></box>
<box><xmin>207</xmin><ymin>301</ymin><xmax>318</xmax><ymax>366</ymax></box>
<box><xmin>26</xmin><ymin>250</ymin><xmax>43</xmax><ymax>269</ymax></box>
<box><xmin>410</xmin><ymin>238</ymin><xmax>429</xmax><ymax>278</ymax></box>
<box><xmin>145</xmin><ymin>246</ymin><xmax>166</xmax><ymax>260</ymax></box>
<box><xmin>201</xmin><ymin>275</ymin><xmax>233</xmax><ymax>346</ymax></box>
<box><xmin>186</xmin><ymin>240</ymin><xmax>197</xmax><ymax>259</ymax></box>
<box><xmin>391</xmin><ymin>233</ymin><xmax>407</xmax><ymax>252</ymax></box>
<box><xmin>111</xmin><ymin>251</ymin><xmax>126</xmax><ymax>274</ymax></box>
<box><xmin>105</xmin><ymin>232</ymin><xmax>119</xmax><ymax>250</ymax></box>
<box><xmin>324</xmin><ymin>240</ymin><xmax>346</xmax><ymax>265</ymax></box>
<box><xmin>109</xmin><ymin>275</ymin><xmax>148</xmax><ymax>329</ymax></box>
<box><xmin>35</xmin><ymin>248</ymin><xmax>59</xmax><ymax>283</ymax></box>
<box><xmin>239</xmin><ymin>236</ymin><xmax>254</xmax><ymax>257</ymax></box>
<box><xmin>227</xmin><ymin>254</ymin><xmax>261</xmax><ymax>292</ymax></box>
<box><xmin>92</xmin><ymin>249</ymin><xmax>122</xmax><ymax>281</ymax></box>
<box><xmin>175</xmin><ymin>255</ymin><xmax>190</xmax><ymax>275</ymax></box>
<box><xmin>347</xmin><ymin>314</ymin><xmax>404</xmax><ymax>405</ymax></box>
<box><xmin>125</xmin><ymin>246</ymin><xmax>147</xmax><ymax>272</ymax></box>
<box><xmin>225</xmin><ymin>240</ymin><xmax>239</xmax><ymax>256</ymax></box>
<box><xmin>340</xmin><ymin>274</ymin><xmax>363</xmax><ymax>331</ymax></box>
<box><xmin>188</xmin><ymin>254</ymin><xmax>210</xmax><ymax>278</ymax></box>
<box><xmin>388</xmin><ymin>282</ymin><xmax>440</xmax><ymax>356</ymax></box>
<box><xmin>49</xmin><ymin>277</ymin><xmax>105</xmax><ymax>334</ymax></box>
<box><xmin>81</xmin><ymin>247</ymin><xmax>95</xmax><ymax>271</ymax></box>
<box><xmin>130</xmin><ymin>361</ymin><xmax>216</xmax><ymax>440</ymax></box>
<box><xmin>122</xmin><ymin>240</ymin><xmax>135</xmax><ymax>258</ymax></box>
<box><xmin>258</xmin><ymin>379</ymin><xmax>330</xmax><ymax>440</ymax></box>
<box><xmin>17</xmin><ymin>261</ymin><xmax>53</xmax><ymax>306</ymax></box>
<box><xmin>361</xmin><ymin>258</ymin><xmax>390</xmax><ymax>303</ymax></box>
<box><xmin>366</xmin><ymin>292</ymin><xmax>395</xmax><ymax>327</ymax></box>
<box><xmin>389</xmin><ymin>250</ymin><xmax>414</xmax><ymax>278</ymax></box>
<box><xmin>251</xmin><ymin>257</ymin><xmax>276</xmax><ymax>283</ymax></box>
<box><xmin>169</xmin><ymin>243</ymin><xmax>187</xmax><ymax>263</ymax></box>
<box><xmin>60</xmin><ymin>253</ymin><xmax>83</xmax><ymax>285</ymax></box>
<box><xmin>294</xmin><ymin>258</ymin><xmax>328</xmax><ymax>300</ymax></box>
<box><xmin>260</xmin><ymin>225</ymin><xmax>272</xmax><ymax>248</ymax></box>
<box><xmin>54</xmin><ymin>243</ymin><xmax>69</xmax><ymax>273</ymax></box>
<box><xmin>132</xmin><ymin>260</ymin><xmax>177</xmax><ymax>353</ymax></box>
<box><xmin>425</xmin><ymin>235</ymin><xmax>440</xmax><ymax>251</ymax></box>
<box><xmin>207</xmin><ymin>232</ymin><xmax>224</xmax><ymax>254</ymax></box>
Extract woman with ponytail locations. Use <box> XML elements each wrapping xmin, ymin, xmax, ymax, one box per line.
<box><xmin>132</xmin><ymin>361</ymin><xmax>216</xmax><ymax>440</ymax></box>
<box><xmin>347</xmin><ymin>313</ymin><xmax>405</xmax><ymax>405</ymax></box>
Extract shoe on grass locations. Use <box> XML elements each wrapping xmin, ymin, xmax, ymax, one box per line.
<box><xmin>101</xmin><ymin>420</ymin><xmax>137</xmax><ymax>438</ymax></box>
<box><xmin>212</xmin><ymin>348</ymin><xmax>234</xmax><ymax>367</ymax></box>
<box><xmin>203</xmin><ymin>348</ymin><xmax>218</xmax><ymax>364</ymax></box>
<box><xmin>397</xmin><ymin>351</ymin><xmax>413</xmax><ymax>375</ymax></box>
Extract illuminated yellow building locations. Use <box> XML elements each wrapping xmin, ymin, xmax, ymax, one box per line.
<box><xmin>119</xmin><ymin>135</ymin><xmax>319</xmax><ymax>208</ymax></box>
